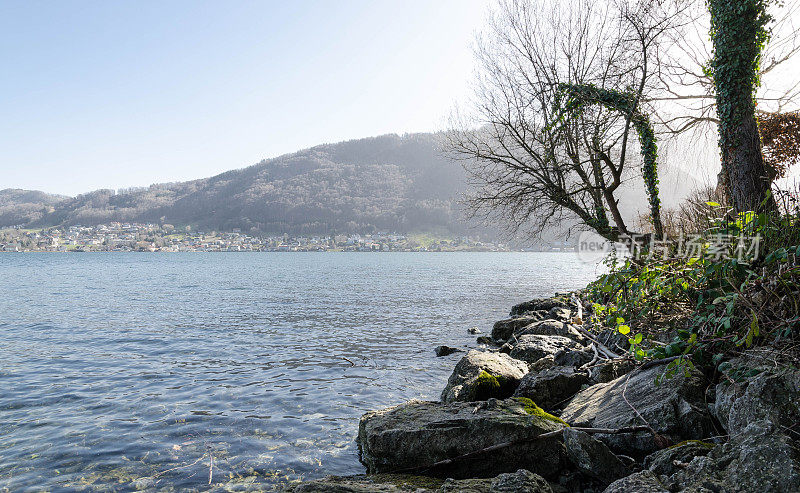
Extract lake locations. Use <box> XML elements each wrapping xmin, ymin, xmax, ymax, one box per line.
<box><xmin>0</xmin><ymin>252</ymin><xmax>602</xmax><ymax>491</ymax></box>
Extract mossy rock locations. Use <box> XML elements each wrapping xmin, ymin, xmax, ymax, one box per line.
<box><xmin>667</xmin><ymin>439</ymin><xmax>715</xmax><ymax>451</ymax></box>
<box><xmin>469</xmin><ymin>371</ymin><xmax>502</xmax><ymax>401</ymax></box>
<box><xmin>512</xmin><ymin>397</ymin><xmax>569</xmax><ymax>427</ymax></box>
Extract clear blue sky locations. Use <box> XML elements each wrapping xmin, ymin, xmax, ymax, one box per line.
<box><xmin>0</xmin><ymin>0</ymin><xmax>488</xmax><ymax>196</ymax></box>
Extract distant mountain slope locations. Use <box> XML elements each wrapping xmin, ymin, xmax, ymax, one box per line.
<box><xmin>17</xmin><ymin>134</ymin><xmax>477</xmax><ymax>235</ymax></box>
<box><xmin>0</xmin><ymin>189</ymin><xmax>69</xmax><ymax>227</ymax></box>
<box><xmin>3</xmin><ymin>133</ymin><xmax>702</xmax><ymax>236</ymax></box>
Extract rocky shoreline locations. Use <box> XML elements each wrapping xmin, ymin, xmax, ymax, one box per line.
<box><xmin>284</xmin><ymin>294</ymin><xmax>800</xmax><ymax>492</ymax></box>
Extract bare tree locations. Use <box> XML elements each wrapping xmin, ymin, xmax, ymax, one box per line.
<box><xmin>652</xmin><ymin>1</ymin><xmax>800</xmax><ymax>135</ymax></box>
<box><xmin>447</xmin><ymin>0</ymin><xmax>683</xmax><ymax>241</ymax></box>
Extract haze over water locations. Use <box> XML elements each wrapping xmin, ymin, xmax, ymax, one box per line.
<box><xmin>0</xmin><ymin>252</ymin><xmax>600</xmax><ymax>490</ymax></box>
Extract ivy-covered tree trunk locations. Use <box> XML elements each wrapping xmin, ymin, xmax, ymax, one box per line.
<box><xmin>724</xmin><ymin>114</ymin><xmax>775</xmax><ymax>212</ymax></box>
<box><xmin>709</xmin><ymin>0</ymin><xmax>777</xmax><ymax>213</ymax></box>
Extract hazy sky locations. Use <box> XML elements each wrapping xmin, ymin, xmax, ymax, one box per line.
<box><xmin>0</xmin><ymin>0</ymin><xmax>488</xmax><ymax>196</ymax></box>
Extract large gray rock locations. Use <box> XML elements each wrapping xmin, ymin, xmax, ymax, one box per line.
<box><xmin>514</xmin><ymin>366</ymin><xmax>589</xmax><ymax>410</ymax></box>
<box><xmin>438</xmin><ymin>469</ymin><xmax>553</xmax><ymax>492</ymax></box>
<box><xmin>516</xmin><ymin>320</ymin><xmax>587</xmax><ymax>345</ymax></box>
<box><xmin>510</xmin><ymin>297</ymin><xmax>572</xmax><ymax>317</ymax></box>
<box><xmin>357</xmin><ymin>399</ymin><xmax>567</xmax><ymax>479</ymax></box>
<box><xmin>563</xmin><ymin>428</ymin><xmax>629</xmax><ymax>486</ymax></box>
<box><xmin>560</xmin><ymin>363</ymin><xmax>714</xmax><ymax>455</ymax></box>
<box><xmin>602</xmin><ymin>471</ymin><xmax>668</xmax><ymax>493</ymax></box>
<box><xmin>590</xmin><ymin>359</ymin><xmax>636</xmax><ymax>384</ymax></box>
<box><xmin>492</xmin><ymin>314</ymin><xmax>547</xmax><ymax>341</ymax></box>
<box><xmin>663</xmin><ymin>420</ymin><xmax>800</xmax><ymax>492</ymax></box>
<box><xmin>647</xmin><ymin>357</ymin><xmax>800</xmax><ymax>492</ymax></box>
<box><xmin>548</xmin><ymin>307</ymin><xmax>572</xmax><ymax>322</ymax></box>
<box><xmin>552</xmin><ymin>346</ymin><xmax>594</xmax><ymax>368</ymax></box>
<box><xmin>644</xmin><ymin>440</ymin><xmax>715</xmax><ymax>477</ymax></box>
<box><xmin>441</xmin><ymin>350</ymin><xmax>528</xmax><ymax>403</ymax></box>
<box><xmin>509</xmin><ymin>335</ymin><xmax>585</xmax><ymax>368</ymax></box>
<box><xmin>713</xmin><ymin>365</ymin><xmax>800</xmax><ymax>436</ymax></box>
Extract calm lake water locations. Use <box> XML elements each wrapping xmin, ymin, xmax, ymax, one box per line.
<box><xmin>0</xmin><ymin>252</ymin><xmax>602</xmax><ymax>491</ymax></box>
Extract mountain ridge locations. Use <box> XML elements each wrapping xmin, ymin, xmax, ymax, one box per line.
<box><xmin>2</xmin><ymin>133</ymin><xmax>480</xmax><ymax>235</ymax></box>
<box><xmin>1</xmin><ymin>132</ymin><xmax>701</xmax><ymax>237</ymax></box>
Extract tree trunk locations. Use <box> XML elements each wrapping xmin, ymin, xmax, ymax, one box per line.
<box><xmin>720</xmin><ymin>113</ymin><xmax>777</xmax><ymax>213</ymax></box>
<box><xmin>709</xmin><ymin>0</ymin><xmax>777</xmax><ymax>214</ymax></box>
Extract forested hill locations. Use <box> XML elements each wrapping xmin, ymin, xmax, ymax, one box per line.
<box><xmin>2</xmin><ymin>134</ymin><xmax>479</xmax><ymax>235</ymax></box>
<box><xmin>1</xmin><ymin>132</ymin><xmax>701</xmax><ymax>236</ymax></box>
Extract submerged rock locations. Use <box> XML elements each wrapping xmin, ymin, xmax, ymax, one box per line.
<box><xmin>514</xmin><ymin>366</ymin><xmax>588</xmax><ymax>410</ymax></box>
<box><xmin>467</xmin><ymin>327</ymin><xmax>482</xmax><ymax>335</ymax></box>
<box><xmin>509</xmin><ymin>335</ymin><xmax>585</xmax><ymax>368</ymax></box>
<box><xmin>441</xmin><ymin>350</ymin><xmax>528</xmax><ymax>403</ymax></box>
<box><xmin>560</xmin><ymin>363</ymin><xmax>714</xmax><ymax>455</ymax></box>
<box><xmin>357</xmin><ymin>398</ymin><xmax>567</xmax><ymax>479</ymax></box>
<box><xmin>434</xmin><ymin>346</ymin><xmax>462</xmax><ymax>357</ymax></box>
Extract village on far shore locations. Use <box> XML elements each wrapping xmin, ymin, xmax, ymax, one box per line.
<box><xmin>0</xmin><ymin>222</ymin><xmax>577</xmax><ymax>253</ymax></box>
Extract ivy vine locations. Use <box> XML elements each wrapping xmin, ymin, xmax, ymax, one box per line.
<box><xmin>554</xmin><ymin>83</ymin><xmax>663</xmax><ymax>239</ymax></box>
<box><xmin>707</xmin><ymin>0</ymin><xmax>773</xmax><ymax>197</ymax></box>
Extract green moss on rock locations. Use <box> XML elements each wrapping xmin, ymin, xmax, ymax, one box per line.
<box><xmin>513</xmin><ymin>397</ymin><xmax>570</xmax><ymax>426</ymax></box>
<box><xmin>469</xmin><ymin>370</ymin><xmax>502</xmax><ymax>401</ymax></box>
<box><xmin>667</xmin><ymin>439</ymin><xmax>716</xmax><ymax>450</ymax></box>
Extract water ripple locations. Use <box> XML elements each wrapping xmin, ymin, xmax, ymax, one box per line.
<box><xmin>0</xmin><ymin>252</ymin><xmax>602</xmax><ymax>491</ymax></box>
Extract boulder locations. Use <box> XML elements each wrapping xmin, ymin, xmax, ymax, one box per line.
<box><xmin>468</xmin><ymin>327</ymin><xmax>482</xmax><ymax>335</ymax></box>
<box><xmin>492</xmin><ymin>314</ymin><xmax>547</xmax><ymax>341</ymax></box>
<box><xmin>552</xmin><ymin>347</ymin><xmax>594</xmax><ymax>368</ymax></box>
<box><xmin>439</xmin><ymin>469</ymin><xmax>553</xmax><ymax>492</ymax></box>
<box><xmin>357</xmin><ymin>398</ymin><xmax>567</xmax><ymax>480</ymax></box>
<box><xmin>511</xmin><ymin>297</ymin><xmax>572</xmax><ymax>316</ymax></box>
<box><xmin>514</xmin><ymin>366</ymin><xmax>589</xmax><ymax>410</ymax></box>
<box><xmin>516</xmin><ymin>320</ymin><xmax>587</xmax><ymax>345</ymax></box>
<box><xmin>649</xmin><ymin>358</ymin><xmax>800</xmax><ymax>492</ymax></box>
<box><xmin>560</xmin><ymin>363</ymin><xmax>714</xmax><ymax>455</ymax></box>
<box><xmin>509</xmin><ymin>335</ymin><xmax>585</xmax><ymax>368</ymax></box>
<box><xmin>713</xmin><ymin>364</ymin><xmax>800</xmax><ymax>436</ymax></box>
<box><xmin>549</xmin><ymin>307</ymin><xmax>572</xmax><ymax>322</ymax></box>
<box><xmin>602</xmin><ymin>471</ymin><xmax>668</xmax><ymax>493</ymax></box>
<box><xmin>441</xmin><ymin>350</ymin><xmax>528</xmax><ymax>403</ymax></box>
<box><xmin>589</xmin><ymin>359</ymin><xmax>636</xmax><ymax>384</ymax></box>
<box><xmin>662</xmin><ymin>420</ymin><xmax>800</xmax><ymax>492</ymax></box>
<box><xmin>643</xmin><ymin>440</ymin><xmax>715</xmax><ymax>477</ymax></box>
<box><xmin>434</xmin><ymin>346</ymin><xmax>462</xmax><ymax>357</ymax></box>
<box><xmin>563</xmin><ymin>428</ymin><xmax>629</xmax><ymax>486</ymax></box>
